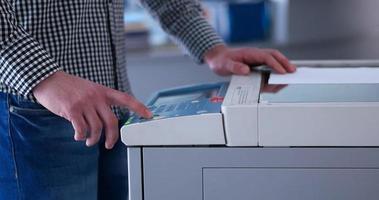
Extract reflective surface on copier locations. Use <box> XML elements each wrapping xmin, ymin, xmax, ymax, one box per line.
<box><xmin>260</xmin><ymin>76</ymin><xmax>379</xmax><ymax>103</ymax></box>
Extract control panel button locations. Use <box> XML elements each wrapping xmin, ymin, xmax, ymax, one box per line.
<box><xmin>176</xmin><ymin>103</ymin><xmax>187</xmax><ymax>110</ymax></box>
<box><xmin>155</xmin><ymin>105</ymin><xmax>166</xmax><ymax>113</ymax></box>
<box><xmin>210</xmin><ymin>96</ymin><xmax>224</xmax><ymax>103</ymax></box>
<box><xmin>196</xmin><ymin>110</ymin><xmax>208</xmax><ymax>114</ymax></box>
<box><xmin>153</xmin><ymin>115</ymin><xmax>166</xmax><ymax>120</ymax></box>
<box><xmin>165</xmin><ymin>104</ymin><xmax>176</xmax><ymax>112</ymax></box>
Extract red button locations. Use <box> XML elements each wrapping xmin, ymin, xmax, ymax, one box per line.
<box><xmin>210</xmin><ymin>96</ymin><xmax>224</xmax><ymax>103</ymax></box>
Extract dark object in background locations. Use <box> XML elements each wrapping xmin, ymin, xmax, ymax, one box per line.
<box><xmin>204</xmin><ymin>0</ymin><xmax>270</xmax><ymax>43</ymax></box>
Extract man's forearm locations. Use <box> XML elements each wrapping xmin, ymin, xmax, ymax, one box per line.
<box><xmin>140</xmin><ymin>0</ymin><xmax>224</xmax><ymax>63</ymax></box>
<box><xmin>0</xmin><ymin>0</ymin><xmax>62</xmax><ymax>97</ymax></box>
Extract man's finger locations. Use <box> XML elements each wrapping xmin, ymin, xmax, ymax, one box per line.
<box><xmin>268</xmin><ymin>49</ymin><xmax>296</xmax><ymax>73</ymax></box>
<box><xmin>97</xmin><ymin>105</ymin><xmax>119</xmax><ymax>149</ymax></box>
<box><xmin>226</xmin><ymin>61</ymin><xmax>250</xmax><ymax>75</ymax></box>
<box><xmin>263</xmin><ymin>54</ymin><xmax>287</xmax><ymax>74</ymax></box>
<box><xmin>70</xmin><ymin>114</ymin><xmax>88</xmax><ymax>141</ymax></box>
<box><xmin>106</xmin><ymin>89</ymin><xmax>152</xmax><ymax>119</ymax></box>
<box><xmin>84</xmin><ymin>108</ymin><xmax>103</xmax><ymax>147</ymax></box>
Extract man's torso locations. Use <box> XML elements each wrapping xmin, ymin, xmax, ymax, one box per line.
<box><xmin>2</xmin><ymin>0</ymin><xmax>131</xmax><ymax>101</ymax></box>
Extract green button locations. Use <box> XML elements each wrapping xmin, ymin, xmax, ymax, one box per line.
<box><xmin>124</xmin><ymin>117</ymin><xmax>134</xmax><ymax>125</ymax></box>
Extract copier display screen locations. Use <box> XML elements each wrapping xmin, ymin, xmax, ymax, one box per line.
<box><xmin>154</xmin><ymin>89</ymin><xmax>219</xmax><ymax>105</ymax></box>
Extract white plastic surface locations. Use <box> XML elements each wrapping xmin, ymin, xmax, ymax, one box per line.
<box><xmin>121</xmin><ymin>113</ymin><xmax>225</xmax><ymax>146</ymax></box>
<box><xmin>222</xmin><ymin>74</ymin><xmax>261</xmax><ymax>146</ymax></box>
<box><xmin>258</xmin><ymin>102</ymin><xmax>379</xmax><ymax>146</ymax></box>
<box><xmin>269</xmin><ymin>67</ymin><xmax>379</xmax><ymax>84</ymax></box>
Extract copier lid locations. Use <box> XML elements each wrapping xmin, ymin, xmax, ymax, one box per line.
<box><xmin>260</xmin><ymin>74</ymin><xmax>379</xmax><ymax>103</ymax></box>
<box><xmin>257</xmin><ymin>72</ymin><xmax>379</xmax><ymax>147</ymax></box>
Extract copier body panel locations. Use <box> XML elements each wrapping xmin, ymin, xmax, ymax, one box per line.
<box><xmin>122</xmin><ymin>61</ymin><xmax>379</xmax><ymax>200</ymax></box>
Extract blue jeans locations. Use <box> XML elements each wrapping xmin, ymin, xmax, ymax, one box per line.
<box><xmin>0</xmin><ymin>93</ymin><xmax>128</xmax><ymax>200</ymax></box>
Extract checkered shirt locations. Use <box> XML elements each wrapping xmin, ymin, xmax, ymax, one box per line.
<box><xmin>0</xmin><ymin>0</ymin><xmax>224</xmax><ymax>117</ymax></box>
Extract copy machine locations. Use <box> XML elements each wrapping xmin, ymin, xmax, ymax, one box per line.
<box><xmin>121</xmin><ymin>60</ymin><xmax>379</xmax><ymax>200</ymax></box>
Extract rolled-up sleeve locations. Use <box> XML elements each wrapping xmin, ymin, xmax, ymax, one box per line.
<box><xmin>140</xmin><ymin>0</ymin><xmax>225</xmax><ymax>63</ymax></box>
<box><xmin>0</xmin><ymin>0</ymin><xmax>62</xmax><ymax>97</ymax></box>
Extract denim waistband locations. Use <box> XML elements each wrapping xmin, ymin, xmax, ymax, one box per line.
<box><xmin>0</xmin><ymin>92</ymin><xmax>45</xmax><ymax>110</ymax></box>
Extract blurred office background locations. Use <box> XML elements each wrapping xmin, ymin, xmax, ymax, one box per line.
<box><xmin>123</xmin><ymin>0</ymin><xmax>379</xmax><ymax>101</ymax></box>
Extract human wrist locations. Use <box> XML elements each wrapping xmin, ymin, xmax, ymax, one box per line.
<box><xmin>204</xmin><ymin>44</ymin><xmax>228</xmax><ymax>65</ymax></box>
<box><xmin>32</xmin><ymin>70</ymin><xmax>65</xmax><ymax>95</ymax></box>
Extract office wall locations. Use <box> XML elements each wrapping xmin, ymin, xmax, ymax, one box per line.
<box><xmin>288</xmin><ymin>0</ymin><xmax>379</xmax><ymax>44</ymax></box>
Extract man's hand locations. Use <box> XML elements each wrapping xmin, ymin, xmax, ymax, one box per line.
<box><xmin>33</xmin><ymin>71</ymin><xmax>152</xmax><ymax>149</ymax></box>
<box><xmin>204</xmin><ymin>44</ymin><xmax>296</xmax><ymax>76</ymax></box>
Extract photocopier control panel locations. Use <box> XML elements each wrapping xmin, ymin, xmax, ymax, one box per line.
<box><xmin>125</xmin><ymin>83</ymin><xmax>228</xmax><ymax>125</ymax></box>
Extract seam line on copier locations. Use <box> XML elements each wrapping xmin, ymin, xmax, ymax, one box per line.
<box><xmin>141</xmin><ymin>148</ymin><xmax>145</xmax><ymax>200</ymax></box>
<box><xmin>202</xmin><ymin>167</ymin><xmax>379</xmax><ymax>170</ymax></box>
<box><xmin>201</xmin><ymin>167</ymin><xmax>205</xmax><ymax>200</ymax></box>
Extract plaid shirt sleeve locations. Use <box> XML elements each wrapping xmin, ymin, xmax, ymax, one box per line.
<box><xmin>0</xmin><ymin>1</ymin><xmax>62</xmax><ymax>97</ymax></box>
<box><xmin>140</xmin><ymin>0</ymin><xmax>225</xmax><ymax>63</ymax></box>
